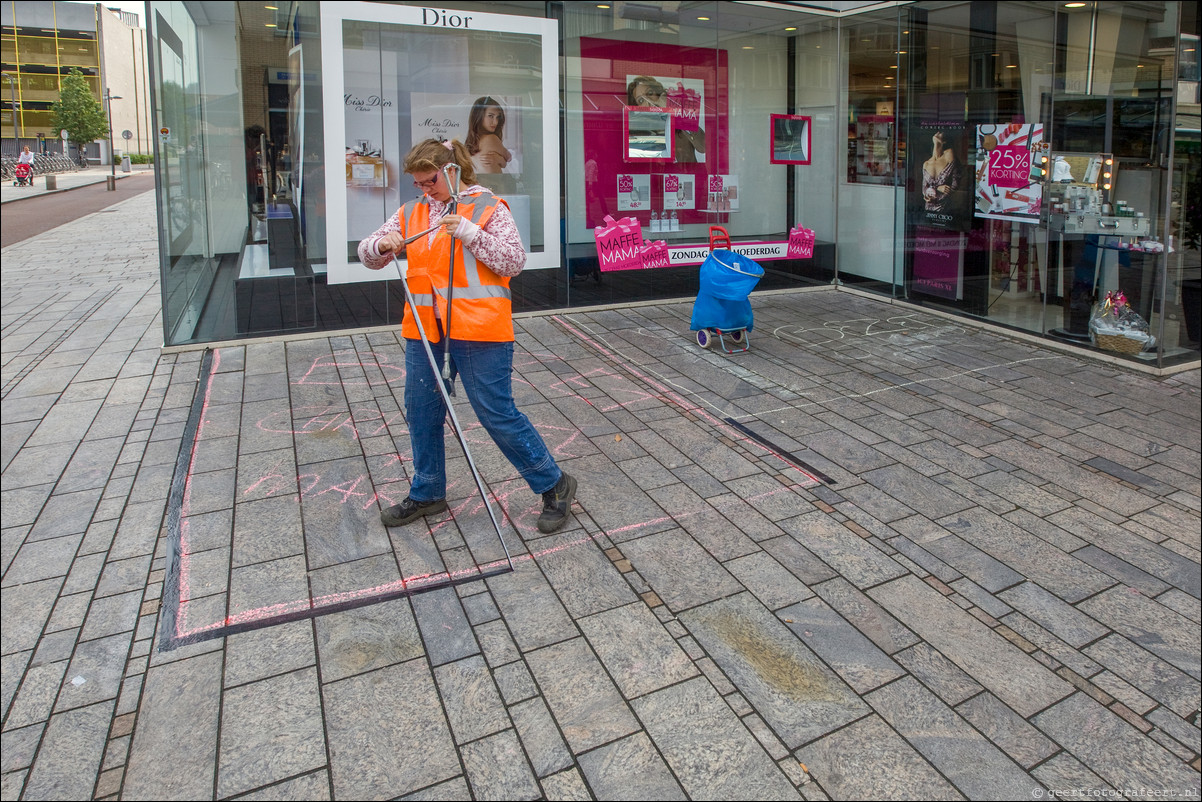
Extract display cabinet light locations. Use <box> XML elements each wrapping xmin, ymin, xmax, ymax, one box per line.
<box><xmin>1103</xmin><ymin>183</ymin><xmax>1111</xmax><ymax>190</ymax></box>
<box><xmin>697</xmin><ymin>16</ymin><xmax>710</xmax><ymax>21</ymax></box>
<box><xmin>784</xmin><ymin>26</ymin><xmax>797</xmax><ymax>31</ymax></box>
<box><xmin>1064</xmin><ymin>2</ymin><xmax>1087</xmax><ymax>7</ymax></box>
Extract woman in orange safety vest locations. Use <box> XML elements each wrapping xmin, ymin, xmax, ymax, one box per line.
<box><xmin>359</xmin><ymin>138</ymin><xmax>577</xmax><ymax>534</ymax></box>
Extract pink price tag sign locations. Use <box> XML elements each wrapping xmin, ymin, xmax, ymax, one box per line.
<box><xmin>987</xmin><ymin>144</ymin><xmax>1032</xmax><ymax>189</ymax></box>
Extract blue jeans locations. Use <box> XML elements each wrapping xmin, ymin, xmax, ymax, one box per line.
<box><xmin>405</xmin><ymin>337</ymin><xmax>561</xmax><ymax>502</ymax></box>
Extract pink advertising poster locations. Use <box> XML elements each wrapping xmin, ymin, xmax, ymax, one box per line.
<box><xmin>579</xmin><ymin>38</ymin><xmax>729</xmax><ymax>229</ymax></box>
<box><xmin>912</xmin><ymin>226</ymin><xmax>964</xmax><ymax>300</ymax></box>
<box><xmin>973</xmin><ymin>123</ymin><xmax>1044</xmax><ymax>224</ymax></box>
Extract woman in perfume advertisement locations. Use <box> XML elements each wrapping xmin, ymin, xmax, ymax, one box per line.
<box><xmin>923</xmin><ymin>131</ymin><xmax>963</xmax><ymax>212</ymax></box>
<box><xmin>626</xmin><ymin>75</ymin><xmax>706</xmax><ymax>164</ymax></box>
<box><xmin>465</xmin><ymin>96</ymin><xmax>512</xmax><ymax>175</ymax></box>
<box><xmin>918</xmin><ymin>127</ymin><xmax>969</xmax><ymax>231</ymax></box>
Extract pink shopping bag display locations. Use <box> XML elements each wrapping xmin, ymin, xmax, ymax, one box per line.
<box><xmin>787</xmin><ymin>224</ymin><xmax>815</xmax><ymax>259</ymax></box>
<box><xmin>594</xmin><ymin>214</ymin><xmax>646</xmax><ymax>272</ymax></box>
<box><xmin>640</xmin><ymin>239</ymin><xmax>671</xmax><ymax>269</ymax></box>
<box><xmin>666</xmin><ymin>82</ymin><xmax>701</xmax><ymax>132</ymax></box>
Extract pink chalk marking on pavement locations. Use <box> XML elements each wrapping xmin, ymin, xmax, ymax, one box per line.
<box><xmin>173</xmin><ymin>528</ymin><xmax>610</xmax><ymax>637</ymax></box>
<box><xmin>172</xmin><ymin>322</ymin><xmax>819</xmax><ymax>640</ymax></box>
<box><xmin>176</xmin><ymin>348</ymin><xmax>221</xmax><ymax>628</ymax></box>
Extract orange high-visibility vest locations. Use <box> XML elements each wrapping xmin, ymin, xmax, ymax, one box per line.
<box><xmin>398</xmin><ymin>193</ymin><xmax>514</xmax><ymax>343</ymax></box>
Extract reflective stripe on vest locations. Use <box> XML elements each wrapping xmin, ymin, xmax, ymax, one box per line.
<box><xmin>399</xmin><ymin>193</ymin><xmax>514</xmax><ymax>343</ymax></box>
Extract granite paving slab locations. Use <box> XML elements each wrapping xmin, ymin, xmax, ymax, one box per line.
<box><xmin>1032</xmin><ymin>692</ymin><xmax>1200</xmax><ymax>799</ymax></box>
<box><xmin>955</xmin><ymin>691</ymin><xmax>1060</xmax><ymax>769</ymax></box>
<box><xmin>323</xmin><ymin>659</ymin><xmax>459</xmax><ymax>799</ymax></box>
<box><xmin>778</xmin><ymin>598</ymin><xmax>905</xmax><ymax>693</ymax></box>
<box><xmin>893</xmin><ymin>641</ymin><xmax>984</xmax><ymax>706</ymax></box>
<box><xmin>534</xmin><ymin>534</ymin><xmax>636</xmax><ymax>617</ymax></box>
<box><xmin>809</xmin><ymin>576</ymin><xmax>920</xmax><ymax>655</ymax></box>
<box><xmin>524</xmin><ymin>637</ymin><xmax>640</xmax><ymax>753</ymax></box>
<box><xmin>434</xmin><ymin>655</ymin><xmax>510</xmax><ymax>745</ymax></box>
<box><xmin>1050</xmin><ymin>508</ymin><xmax>1201</xmax><ymax>598</ymax></box>
<box><xmin>460</xmin><ymin>729</ymin><xmax>540</xmax><ymax>801</ymax></box>
<box><xmin>485</xmin><ymin>558</ymin><xmax>577</xmax><ymax>652</ymax></box>
<box><xmin>869</xmin><ymin>576</ymin><xmax>1071</xmax><ymax>716</ymax></box>
<box><xmin>575</xmin><ymin>731</ymin><xmax>687</xmax><ymax>801</ymax></box>
<box><xmin>1077</xmin><ymin>587</ymin><xmax>1202</xmax><ymax>679</ymax></box>
<box><xmin>725</xmin><ymin>551</ymin><xmax>815</xmax><ymax>611</ymax></box>
<box><xmin>20</xmin><ymin>699</ymin><xmax>115</xmax><ymax>801</ymax></box>
<box><xmin>795</xmin><ymin>714</ymin><xmax>963</xmax><ymax>800</ymax></box>
<box><xmin>996</xmin><ymin>581</ymin><xmax>1110</xmax><ymax>648</ymax></box>
<box><xmin>632</xmin><ymin>677</ymin><xmax>800</xmax><ymax>800</ymax></box>
<box><xmin>890</xmin><ymin>518</ymin><xmax>1020</xmax><ymax>591</ymax></box>
<box><xmin>1029</xmin><ymin>753</ymin><xmax>1114</xmax><ymax>798</ymax></box>
<box><xmin>938</xmin><ymin>508</ymin><xmax>1114</xmax><ymax>602</ymax></box>
<box><xmin>778</xmin><ymin>512</ymin><xmax>907</xmax><ymax>589</ymax></box>
<box><xmin>868</xmin><ymin>677</ymin><xmax>1037</xmax><ymax>799</ymax></box>
<box><xmin>680</xmin><ymin>592</ymin><xmax>867</xmax><ymax>748</ymax></box>
<box><xmin>215</xmin><ymin>668</ymin><xmax>327</xmax><ymax>799</ymax></box>
<box><xmin>578</xmin><ymin>601</ymin><xmax>698</xmax><ymax>699</ymax></box>
<box><xmin>620</xmin><ymin>529</ymin><xmax>743</xmax><ymax>611</ymax></box>
<box><xmin>123</xmin><ymin>651</ymin><xmax>222</xmax><ymax>800</ymax></box>
<box><xmin>510</xmin><ymin>696</ymin><xmax>573</xmax><ymax>778</ymax></box>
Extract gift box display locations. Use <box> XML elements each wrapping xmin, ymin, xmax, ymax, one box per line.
<box><xmin>665</xmin><ymin>82</ymin><xmax>701</xmax><ymax>132</ymax></box>
<box><xmin>593</xmin><ymin>214</ymin><xmax>647</xmax><ymax>272</ymax></box>
<box><xmin>787</xmin><ymin>224</ymin><xmax>816</xmax><ymax>259</ymax></box>
<box><xmin>640</xmin><ymin>239</ymin><xmax>671</xmax><ymax>269</ymax></box>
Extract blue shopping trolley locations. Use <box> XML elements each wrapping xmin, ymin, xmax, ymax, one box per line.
<box><xmin>690</xmin><ymin>227</ymin><xmax>764</xmax><ymax>354</ymax></box>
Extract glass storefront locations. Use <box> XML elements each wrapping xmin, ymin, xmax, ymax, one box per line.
<box><xmin>147</xmin><ymin>1</ymin><xmax>1199</xmax><ymax>370</ymax></box>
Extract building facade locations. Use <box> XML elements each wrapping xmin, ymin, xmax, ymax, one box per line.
<box><xmin>145</xmin><ymin>0</ymin><xmax>1199</xmax><ymax>370</ymax></box>
<box><xmin>1</xmin><ymin>1</ymin><xmax>152</xmax><ymax>162</ymax></box>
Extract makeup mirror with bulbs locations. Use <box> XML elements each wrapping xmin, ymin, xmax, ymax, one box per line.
<box><xmin>1048</xmin><ymin>153</ymin><xmax>1113</xmax><ymax>189</ymax></box>
<box><xmin>1047</xmin><ymin>152</ymin><xmax>1116</xmax><ymax>209</ymax></box>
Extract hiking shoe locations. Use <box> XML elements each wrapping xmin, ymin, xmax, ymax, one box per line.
<box><xmin>537</xmin><ymin>473</ymin><xmax>577</xmax><ymax>534</ymax></box>
<box><xmin>381</xmin><ymin>496</ymin><xmax>447</xmax><ymax>527</ymax></box>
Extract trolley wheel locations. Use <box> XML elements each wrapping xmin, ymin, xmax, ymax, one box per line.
<box><xmin>696</xmin><ymin>329</ymin><xmax>713</xmax><ymax>349</ymax></box>
<box><xmin>728</xmin><ymin>329</ymin><xmax>746</xmax><ymax>344</ymax></box>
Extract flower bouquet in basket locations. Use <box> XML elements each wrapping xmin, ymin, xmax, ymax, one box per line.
<box><xmin>1088</xmin><ymin>291</ymin><xmax>1156</xmax><ymax>353</ymax></box>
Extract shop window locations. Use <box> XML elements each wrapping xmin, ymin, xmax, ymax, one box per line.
<box><xmin>845</xmin><ymin>20</ymin><xmax>899</xmax><ymax>185</ymax></box>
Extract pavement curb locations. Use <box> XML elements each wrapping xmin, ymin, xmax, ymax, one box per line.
<box><xmin>1</xmin><ymin>169</ymin><xmax>150</xmax><ymax>204</ymax></box>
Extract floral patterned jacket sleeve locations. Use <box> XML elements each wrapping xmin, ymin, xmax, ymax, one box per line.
<box><xmin>356</xmin><ymin>187</ymin><xmax>526</xmax><ymax>276</ymax></box>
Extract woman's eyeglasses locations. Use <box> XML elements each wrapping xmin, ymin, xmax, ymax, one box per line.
<box><xmin>412</xmin><ymin>177</ymin><xmax>440</xmax><ymax>190</ymax></box>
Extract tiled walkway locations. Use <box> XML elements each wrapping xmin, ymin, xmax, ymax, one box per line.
<box><xmin>2</xmin><ymin>189</ymin><xmax>1199</xmax><ymax>800</ymax></box>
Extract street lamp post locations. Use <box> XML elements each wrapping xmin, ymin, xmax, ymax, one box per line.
<box><xmin>104</xmin><ymin>87</ymin><xmax>122</xmax><ymax>189</ymax></box>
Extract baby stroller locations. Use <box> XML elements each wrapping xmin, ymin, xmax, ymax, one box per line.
<box><xmin>13</xmin><ymin>162</ymin><xmax>33</xmax><ymax>187</ymax></box>
<box><xmin>690</xmin><ymin>226</ymin><xmax>764</xmax><ymax>353</ymax></box>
